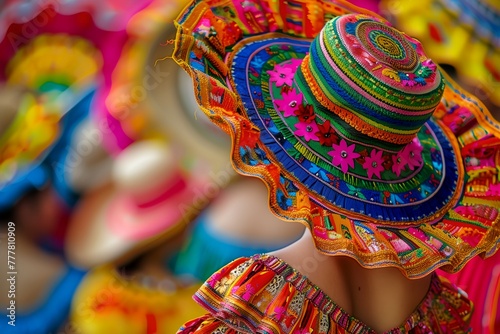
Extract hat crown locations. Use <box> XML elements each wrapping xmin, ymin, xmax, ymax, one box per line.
<box><xmin>296</xmin><ymin>15</ymin><xmax>445</xmax><ymax>150</ymax></box>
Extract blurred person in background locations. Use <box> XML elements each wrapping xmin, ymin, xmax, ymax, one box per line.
<box><xmin>66</xmin><ymin>139</ymin><xmax>207</xmax><ymax>333</ymax></box>
<box><xmin>0</xmin><ymin>1</ymin><xmax>151</xmax><ymax>333</ymax></box>
<box><xmin>0</xmin><ymin>84</ymin><xmax>87</xmax><ymax>334</ymax></box>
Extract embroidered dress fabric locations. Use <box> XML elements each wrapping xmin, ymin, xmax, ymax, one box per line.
<box><xmin>439</xmin><ymin>252</ymin><xmax>500</xmax><ymax>333</ymax></box>
<box><xmin>435</xmin><ymin>94</ymin><xmax>500</xmax><ymax>332</ymax></box>
<box><xmin>177</xmin><ymin>254</ymin><xmax>472</xmax><ymax>334</ymax></box>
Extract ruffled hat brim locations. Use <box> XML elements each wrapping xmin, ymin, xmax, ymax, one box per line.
<box><xmin>173</xmin><ymin>0</ymin><xmax>500</xmax><ymax>278</ymax></box>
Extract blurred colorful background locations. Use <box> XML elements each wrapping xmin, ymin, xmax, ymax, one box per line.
<box><xmin>0</xmin><ymin>0</ymin><xmax>497</xmax><ymax>333</ymax></box>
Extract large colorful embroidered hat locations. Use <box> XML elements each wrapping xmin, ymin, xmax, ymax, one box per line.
<box><xmin>173</xmin><ymin>0</ymin><xmax>500</xmax><ymax>278</ymax></box>
<box><xmin>380</xmin><ymin>0</ymin><xmax>500</xmax><ymax>107</ymax></box>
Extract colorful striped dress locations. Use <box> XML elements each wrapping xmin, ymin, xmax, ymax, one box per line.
<box><xmin>178</xmin><ymin>255</ymin><xmax>472</xmax><ymax>334</ymax></box>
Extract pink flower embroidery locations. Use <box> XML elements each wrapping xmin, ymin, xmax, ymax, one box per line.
<box><xmin>241</xmin><ymin>285</ymin><xmax>256</xmax><ymax>301</ymax></box>
<box><xmin>422</xmin><ymin>59</ymin><xmax>437</xmax><ymax>71</ymax></box>
<box><xmin>400</xmin><ymin>73</ymin><xmax>417</xmax><ymax>87</ymax></box>
<box><xmin>401</xmin><ymin>138</ymin><xmax>423</xmax><ymax>170</ymax></box>
<box><xmin>288</xmin><ymin>58</ymin><xmax>303</xmax><ymax>72</ymax></box>
<box><xmin>408</xmin><ymin>227</ymin><xmax>428</xmax><ymax>242</ymax></box>
<box><xmin>294</xmin><ymin>121</ymin><xmax>319</xmax><ymax>142</ymax></box>
<box><xmin>362</xmin><ymin>149</ymin><xmax>385</xmax><ymax>179</ymax></box>
<box><xmin>274</xmin><ymin>89</ymin><xmax>303</xmax><ymax>117</ymax></box>
<box><xmin>328</xmin><ymin>139</ymin><xmax>360</xmax><ymax>173</ymax></box>
<box><xmin>391</xmin><ymin>152</ymin><xmax>408</xmax><ymax>177</ymax></box>
<box><xmin>274</xmin><ymin>306</ymin><xmax>287</xmax><ymax>320</ymax></box>
<box><xmin>196</xmin><ymin>18</ymin><xmax>212</xmax><ymax>37</ymax></box>
<box><xmin>267</xmin><ymin>64</ymin><xmax>294</xmax><ymax>87</ymax></box>
<box><xmin>486</xmin><ymin>183</ymin><xmax>500</xmax><ymax>196</ymax></box>
<box><xmin>207</xmin><ymin>270</ymin><xmax>224</xmax><ymax>288</ymax></box>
